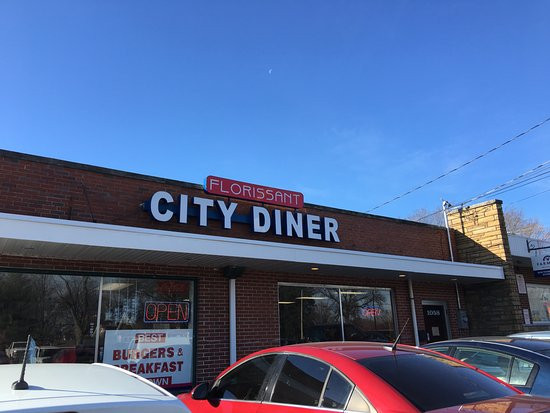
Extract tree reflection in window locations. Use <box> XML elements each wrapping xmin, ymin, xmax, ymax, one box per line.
<box><xmin>279</xmin><ymin>285</ymin><xmax>395</xmax><ymax>345</ymax></box>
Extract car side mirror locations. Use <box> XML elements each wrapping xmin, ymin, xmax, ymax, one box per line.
<box><xmin>191</xmin><ymin>382</ymin><xmax>211</xmax><ymax>400</ymax></box>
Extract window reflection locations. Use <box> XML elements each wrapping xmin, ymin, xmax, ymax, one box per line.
<box><xmin>279</xmin><ymin>284</ymin><xmax>395</xmax><ymax>345</ymax></box>
<box><xmin>0</xmin><ymin>272</ymin><xmax>194</xmax><ymax>388</ymax></box>
<box><xmin>0</xmin><ymin>272</ymin><xmax>99</xmax><ymax>364</ymax></box>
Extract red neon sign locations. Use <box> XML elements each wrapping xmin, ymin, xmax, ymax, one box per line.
<box><xmin>144</xmin><ymin>301</ymin><xmax>189</xmax><ymax>323</ymax></box>
<box><xmin>362</xmin><ymin>307</ymin><xmax>382</xmax><ymax>317</ymax></box>
<box><xmin>205</xmin><ymin>176</ymin><xmax>304</xmax><ymax>209</ymax></box>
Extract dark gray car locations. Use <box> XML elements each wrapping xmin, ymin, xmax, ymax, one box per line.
<box><xmin>423</xmin><ymin>337</ymin><xmax>550</xmax><ymax>396</ymax></box>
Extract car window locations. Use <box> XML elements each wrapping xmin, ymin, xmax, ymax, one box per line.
<box><xmin>509</xmin><ymin>357</ymin><xmax>535</xmax><ymax>386</ymax></box>
<box><xmin>359</xmin><ymin>353</ymin><xmax>517</xmax><ymax>412</ymax></box>
<box><xmin>454</xmin><ymin>347</ymin><xmax>512</xmax><ymax>382</ymax></box>
<box><xmin>321</xmin><ymin>370</ymin><xmax>352</xmax><ymax>409</ymax></box>
<box><xmin>346</xmin><ymin>387</ymin><xmax>372</xmax><ymax>413</ymax></box>
<box><xmin>427</xmin><ymin>346</ymin><xmax>451</xmax><ymax>355</ymax></box>
<box><xmin>271</xmin><ymin>355</ymin><xmax>330</xmax><ymax>407</ymax></box>
<box><xmin>214</xmin><ymin>355</ymin><xmax>276</xmax><ymax>400</ymax></box>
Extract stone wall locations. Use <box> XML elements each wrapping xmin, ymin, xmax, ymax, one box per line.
<box><xmin>447</xmin><ymin>200</ymin><xmax>523</xmax><ymax>335</ymax></box>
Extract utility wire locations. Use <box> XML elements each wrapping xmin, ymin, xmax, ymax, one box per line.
<box><xmin>509</xmin><ymin>188</ymin><xmax>550</xmax><ymax>205</ymax></box>
<box><xmin>486</xmin><ymin>173</ymin><xmax>550</xmax><ymax>198</ymax></box>
<box><xmin>367</xmin><ymin>116</ymin><xmax>550</xmax><ymax>213</ymax></box>
<box><xmin>414</xmin><ymin>160</ymin><xmax>550</xmax><ymax>222</ymax></box>
<box><xmin>456</xmin><ymin>160</ymin><xmax>550</xmax><ymax>206</ymax></box>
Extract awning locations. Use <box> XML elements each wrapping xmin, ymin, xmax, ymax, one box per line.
<box><xmin>0</xmin><ymin>212</ymin><xmax>504</xmax><ymax>283</ymax></box>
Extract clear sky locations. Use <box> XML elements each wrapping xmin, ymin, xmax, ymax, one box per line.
<box><xmin>1</xmin><ymin>1</ymin><xmax>549</xmax><ymax>227</ymax></box>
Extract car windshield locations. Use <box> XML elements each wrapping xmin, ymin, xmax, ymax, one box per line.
<box><xmin>358</xmin><ymin>353</ymin><xmax>516</xmax><ymax>412</ymax></box>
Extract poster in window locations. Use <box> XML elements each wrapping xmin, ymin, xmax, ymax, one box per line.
<box><xmin>103</xmin><ymin>329</ymin><xmax>193</xmax><ymax>388</ymax></box>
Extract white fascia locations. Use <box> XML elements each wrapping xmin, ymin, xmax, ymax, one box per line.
<box><xmin>0</xmin><ymin>212</ymin><xmax>504</xmax><ymax>280</ymax></box>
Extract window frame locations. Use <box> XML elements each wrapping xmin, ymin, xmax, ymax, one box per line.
<box><xmin>445</xmin><ymin>344</ymin><xmax>539</xmax><ymax>392</ymax></box>
<box><xmin>509</xmin><ymin>356</ymin><xmax>538</xmax><ymax>389</ymax></box>
<box><xmin>526</xmin><ymin>283</ymin><xmax>550</xmax><ymax>324</ymax></box>
<box><xmin>260</xmin><ymin>352</ymin><xmax>373</xmax><ymax>412</ymax></box>
<box><xmin>210</xmin><ymin>353</ymin><xmax>281</xmax><ymax>403</ymax></box>
<box><xmin>278</xmin><ymin>282</ymin><xmax>398</xmax><ymax>345</ymax></box>
<box><xmin>0</xmin><ymin>268</ymin><xmax>198</xmax><ymax>389</ymax></box>
<box><xmin>453</xmin><ymin>346</ymin><xmax>514</xmax><ymax>382</ymax></box>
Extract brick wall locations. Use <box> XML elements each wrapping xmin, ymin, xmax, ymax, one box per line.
<box><xmin>447</xmin><ymin>200</ymin><xmax>523</xmax><ymax>334</ymax></box>
<box><xmin>0</xmin><ymin>253</ymin><xmax>470</xmax><ymax>382</ymax></box>
<box><xmin>0</xmin><ymin>150</ymin><xmax>454</xmax><ymax>261</ymax></box>
<box><xmin>234</xmin><ymin>270</ymin><xmax>469</xmax><ymax>360</ymax></box>
<box><xmin>0</xmin><ymin>150</ymin><xmax>479</xmax><ymax>383</ymax></box>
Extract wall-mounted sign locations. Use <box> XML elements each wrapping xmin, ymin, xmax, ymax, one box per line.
<box><xmin>143</xmin><ymin>191</ymin><xmax>340</xmax><ymax>243</ymax></box>
<box><xmin>144</xmin><ymin>301</ymin><xmax>190</xmax><ymax>324</ymax></box>
<box><xmin>516</xmin><ymin>274</ymin><xmax>527</xmax><ymax>294</ymax></box>
<box><xmin>529</xmin><ymin>239</ymin><xmax>550</xmax><ymax>277</ymax></box>
<box><xmin>103</xmin><ymin>329</ymin><xmax>193</xmax><ymax>388</ymax></box>
<box><xmin>206</xmin><ymin>176</ymin><xmax>304</xmax><ymax>209</ymax></box>
<box><xmin>523</xmin><ymin>309</ymin><xmax>532</xmax><ymax>325</ymax></box>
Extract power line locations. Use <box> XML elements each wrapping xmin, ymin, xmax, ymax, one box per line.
<box><xmin>413</xmin><ymin>160</ymin><xmax>550</xmax><ymax>222</ymax></box>
<box><xmin>457</xmin><ymin>160</ymin><xmax>550</xmax><ymax>206</ymax></box>
<box><xmin>367</xmin><ymin>115</ymin><xmax>550</xmax><ymax>213</ymax></box>
<box><xmin>509</xmin><ymin>188</ymin><xmax>550</xmax><ymax>205</ymax></box>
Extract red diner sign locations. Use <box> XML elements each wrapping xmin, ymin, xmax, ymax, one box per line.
<box><xmin>205</xmin><ymin>176</ymin><xmax>304</xmax><ymax>208</ymax></box>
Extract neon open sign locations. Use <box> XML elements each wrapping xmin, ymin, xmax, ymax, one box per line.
<box><xmin>362</xmin><ymin>307</ymin><xmax>382</xmax><ymax>317</ymax></box>
<box><xmin>144</xmin><ymin>301</ymin><xmax>190</xmax><ymax>323</ymax></box>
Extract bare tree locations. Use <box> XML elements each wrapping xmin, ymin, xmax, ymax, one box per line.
<box><xmin>407</xmin><ymin>207</ymin><xmax>445</xmax><ymax>227</ymax></box>
<box><xmin>504</xmin><ymin>207</ymin><xmax>550</xmax><ymax>240</ymax></box>
<box><xmin>55</xmin><ymin>276</ymin><xmax>98</xmax><ymax>345</ymax></box>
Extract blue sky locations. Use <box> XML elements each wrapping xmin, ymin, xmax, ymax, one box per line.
<box><xmin>1</xmin><ymin>1</ymin><xmax>549</xmax><ymax>226</ymax></box>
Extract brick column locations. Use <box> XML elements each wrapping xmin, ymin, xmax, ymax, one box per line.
<box><xmin>447</xmin><ymin>200</ymin><xmax>523</xmax><ymax>335</ymax></box>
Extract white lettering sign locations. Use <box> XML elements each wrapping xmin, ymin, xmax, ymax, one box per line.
<box><xmin>147</xmin><ymin>191</ymin><xmax>340</xmax><ymax>242</ymax></box>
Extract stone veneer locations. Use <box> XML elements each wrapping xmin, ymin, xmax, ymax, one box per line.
<box><xmin>447</xmin><ymin>200</ymin><xmax>523</xmax><ymax>335</ymax></box>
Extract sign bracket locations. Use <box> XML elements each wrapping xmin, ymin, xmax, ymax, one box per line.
<box><xmin>527</xmin><ymin>239</ymin><xmax>550</xmax><ymax>252</ymax></box>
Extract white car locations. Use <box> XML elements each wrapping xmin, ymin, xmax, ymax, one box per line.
<box><xmin>508</xmin><ymin>331</ymin><xmax>550</xmax><ymax>340</ymax></box>
<box><xmin>0</xmin><ymin>363</ymin><xmax>190</xmax><ymax>413</ymax></box>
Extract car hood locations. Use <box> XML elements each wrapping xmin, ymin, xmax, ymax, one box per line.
<box><xmin>426</xmin><ymin>395</ymin><xmax>550</xmax><ymax>413</ymax></box>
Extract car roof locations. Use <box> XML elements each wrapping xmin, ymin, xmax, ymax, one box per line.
<box><xmin>268</xmin><ymin>341</ymin><xmax>428</xmax><ymax>360</ymax></box>
<box><xmin>509</xmin><ymin>331</ymin><xmax>550</xmax><ymax>339</ymax></box>
<box><xmin>0</xmin><ymin>363</ymin><xmax>185</xmax><ymax>413</ymax></box>
<box><xmin>425</xmin><ymin>337</ymin><xmax>550</xmax><ymax>356</ymax></box>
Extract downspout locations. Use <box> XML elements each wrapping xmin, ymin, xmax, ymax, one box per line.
<box><xmin>94</xmin><ymin>277</ymin><xmax>104</xmax><ymax>363</ymax></box>
<box><xmin>229</xmin><ymin>278</ymin><xmax>237</xmax><ymax>364</ymax></box>
<box><xmin>442</xmin><ymin>200</ymin><xmax>454</xmax><ymax>262</ymax></box>
<box><xmin>442</xmin><ymin>201</ymin><xmax>462</xmax><ymax>310</ymax></box>
<box><xmin>408</xmin><ymin>278</ymin><xmax>420</xmax><ymax>346</ymax></box>
<box><xmin>223</xmin><ymin>266</ymin><xmax>244</xmax><ymax>366</ymax></box>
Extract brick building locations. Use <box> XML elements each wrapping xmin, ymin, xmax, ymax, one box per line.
<box><xmin>0</xmin><ymin>149</ymin><xmax>547</xmax><ymax>388</ymax></box>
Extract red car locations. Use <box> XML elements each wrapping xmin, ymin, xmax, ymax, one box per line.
<box><xmin>179</xmin><ymin>342</ymin><xmax>550</xmax><ymax>413</ymax></box>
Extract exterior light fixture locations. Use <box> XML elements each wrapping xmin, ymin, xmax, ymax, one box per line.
<box><xmin>311</xmin><ymin>267</ymin><xmax>319</xmax><ymax>271</ymax></box>
<box><xmin>398</xmin><ymin>274</ymin><xmax>407</xmax><ymax>278</ymax></box>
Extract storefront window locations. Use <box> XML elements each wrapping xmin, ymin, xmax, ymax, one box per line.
<box><xmin>0</xmin><ymin>271</ymin><xmax>194</xmax><ymax>389</ymax></box>
<box><xmin>279</xmin><ymin>284</ymin><xmax>396</xmax><ymax>345</ymax></box>
<box><xmin>527</xmin><ymin>284</ymin><xmax>550</xmax><ymax>323</ymax></box>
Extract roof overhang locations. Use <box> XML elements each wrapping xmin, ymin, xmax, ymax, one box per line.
<box><xmin>0</xmin><ymin>212</ymin><xmax>504</xmax><ymax>284</ymax></box>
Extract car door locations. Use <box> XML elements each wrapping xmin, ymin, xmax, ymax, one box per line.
<box><xmin>184</xmin><ymin>354</ymin><xmax>277</xmax><ymax>413</ymax></box>
<box><xmin>258</xmin><ymin>354</ymin><xmax>355</xmax><ymax>413</ymax></box>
